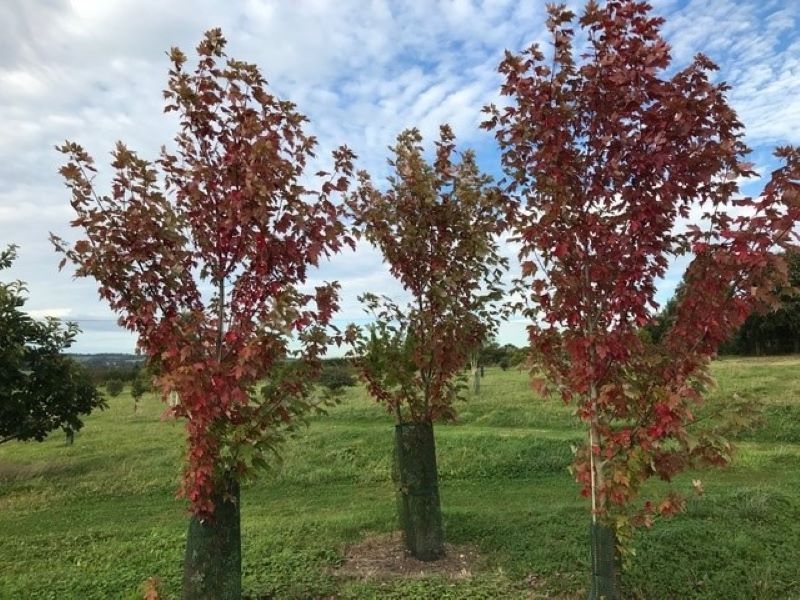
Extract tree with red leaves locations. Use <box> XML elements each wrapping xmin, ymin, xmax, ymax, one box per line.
<box><xmin>347</xmin><ymin>126</ymin><xmax>507</xmax><ymax>560</ymax></box>
<box><xmin>52</xmin><ymin>29</ymin><xmax>354</xmax><ymax>599</ymax></box>
<box><xmin>483</xmin><ymin>1</ymin><xmax>800</xmax><ymax>596</ymax></box>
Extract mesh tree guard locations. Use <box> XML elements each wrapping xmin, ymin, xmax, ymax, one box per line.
<box><xmin>588</xmin><ymin>522</ymin><xmax>621</xmax><ymax>600</ymax></box>
<box><xmin>182</xmin><ymin>475</ymin><xmax>242</xmax><ymax>599</ymax></box>
<box><xmin>393</xmin><ymin>422</ymin><xmax>445</xmax><ymax>561</ymax></box>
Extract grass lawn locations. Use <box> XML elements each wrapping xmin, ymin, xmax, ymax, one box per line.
<box><xmin>1</xmin><ymin>357</ymin><xmax>799</xmax><ymax>598</ymax></box>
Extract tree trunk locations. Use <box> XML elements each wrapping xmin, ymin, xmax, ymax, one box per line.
<box><xmin>469</xmin><ymin>351</ymin><xmax>480</xmax><ymax>395</ymax></box>
<box><xmin>182</xmin><ymin>474</ymin><xmax>242</xmax><ymax>600</ymax></box>
<box><xmin>392</xmin><ymin>421</ymin><xmax>444</xmax><ymax>561</ymax></box>
<box><xmin>588</xmin><ymin>521</ymin><xmax>621</xmax><ymax>600</ymax></box>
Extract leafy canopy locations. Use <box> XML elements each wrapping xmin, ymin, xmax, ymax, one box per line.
<box><xmin>347</xmin><ymin>126</ymin><xmax>508</xmax><ymax>423</ymax></box>
<box><xmin>53</xmin><ymin>29</ymin><xmax>355</xmax><ymax>516</ymax></box>
<box><xmin>483</xmin><ymin>0</ymin><xmax>800</xmax><ymax>533</ymax></box>
<box><xmin>0</xmin><ymin>245</ymin><xmax>105</xmax><ymax>446</ymax></box>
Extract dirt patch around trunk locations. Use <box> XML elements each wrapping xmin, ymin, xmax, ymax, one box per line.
<box><xmin>334</xmin><ymin>531</ymin><xmax>484</xmax><ymax>581</ymax></box>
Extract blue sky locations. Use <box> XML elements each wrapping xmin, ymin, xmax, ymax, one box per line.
<box><xmin>1</xmin><ymin>0</ymin><xmax>798</xmax><ymax>353</ymax></box>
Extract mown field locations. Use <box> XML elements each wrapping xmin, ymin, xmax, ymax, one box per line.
<box><xmin>1</xmin><ymin>358</ymin><xmax>799</xmax><ymax>599</ymax></box>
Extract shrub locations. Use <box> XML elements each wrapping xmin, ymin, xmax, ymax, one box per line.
<box><xmin>105</xmin><ymin>379</ymin><xmax>124</xmax><ymax>397</ymax></box>
<box><xmin>319</xmin><ymin>365</ymin><xmax>356</xmax><ymax>392</ymax></box>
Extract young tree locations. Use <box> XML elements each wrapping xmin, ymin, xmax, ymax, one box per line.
<box><xmin>469</xmin><ymin>337</ymin><xmax>507</xmax><ymax>393</ymax></box>
<box><xmin>482</xmin><ymin>1</ymin><xmax>800</xmax><ymax>597</ymax></box>
<box><xmin>130</xmin><ymin>366</ymin><xmax>150</xmax><ymax>414</ymax></box>
<box><xmin>347</xmin><ymin>126</ymin><xmax>507</xmax><ymax>560</ymax></box>
<box><xmin>0</xmin><ymin>245</ymin><xmax>105</xmax><ymax>446</ymax></box>
<box><xmin>105</xmin><ymin>378</ymin><xmax>124</xmax><ymax>397</ymax></box>
<box><xmin>52</xmin><ymin>30</ymin><xmax>354</xmax><ymax>599</ymax></box>
<box><xmin>318</xmin><ymin>362</ymin><xmax>356</xmax><ymax>394</ymax></box>
<box><xmin>466</xmin><ymin>317</ymin><xmax>491</xmax><ymax>396</ymax></box>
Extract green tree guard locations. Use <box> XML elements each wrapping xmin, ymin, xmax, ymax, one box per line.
<box><xmin>393</xmin><ymin>422</ymin><xmax>444</xmax><ymax>561</ymax></box>
<box><xmin>588</xmin><ymin>522</ymin><xmax>620</xmax><ymax>600</ymax></box>
<box><xmin>182</xmin><ymin>475</ymin><xmax>241</xmax><ymax>600</ymax></box>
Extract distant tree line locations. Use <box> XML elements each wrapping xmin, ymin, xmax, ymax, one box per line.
<box><xmin>474</xmin><ymin>341</ymin><xmax>528</xmax><ymax>370</ymax></box>
<box><xmin>69</xmin><ymin>354</ymin><xmax>145</xmax><ymax>385</ymax></box>
<box><xmin>720</xmin><ymin>251</ymin><xmax>800</xmax><ymax>355</ymax></box>
<box><xmin>647</xmin><ymin>251</ymin><xmax>800</xmax><ymax>356</ymax></box>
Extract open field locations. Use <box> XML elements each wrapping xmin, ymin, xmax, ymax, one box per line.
<box><xmin>1</xmin><ymin>358</ymin><xmax>799</xmax><ymax>599</ymax></box>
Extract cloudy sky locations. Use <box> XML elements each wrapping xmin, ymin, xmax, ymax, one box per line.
<box><xmin>1</xmin><ymin>0</ymin><xmax>798</xmax><ymax>354</ymax></box>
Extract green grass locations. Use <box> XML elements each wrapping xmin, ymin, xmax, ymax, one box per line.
<box><xmin>1</xmin><ymin>359</ymin><xmax>799</xmax><ymax>598</ymax></box>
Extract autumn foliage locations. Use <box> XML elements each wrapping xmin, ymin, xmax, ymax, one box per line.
<box><xmin>483</xmin><ymin>0</ymin><xmax>800</xmax><ymax>534</ymax></box>
<box><xmin>53</xmin><ymin>29</ymin><xmax>355</xmax><ymax>517</ymax></box>
<box><xmin>346</xmin><ymin>126</ymin><xmax>507</xmax><ymax>423</ymax></box>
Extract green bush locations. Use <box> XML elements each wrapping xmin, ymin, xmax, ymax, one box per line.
<box><xmin>105</xmin><ymin>379</ymin><xmax>124</xmax><ymax>397</ymax></box>
<box><xmin>318</xmin><ymin>364</ymin><xmax>356</xmax><ymax>392</ymax></box>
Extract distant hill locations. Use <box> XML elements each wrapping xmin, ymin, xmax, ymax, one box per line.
<box><xmin>67</xmin><ymin>353</ymin><xmax>145</xmax><ymax>368</ymax></box>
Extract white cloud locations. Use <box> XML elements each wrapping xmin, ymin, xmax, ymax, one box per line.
<box><xmin>1</xmin><ymin>0</ymin><xmax>798</xmax><ymax>352</ymax></box>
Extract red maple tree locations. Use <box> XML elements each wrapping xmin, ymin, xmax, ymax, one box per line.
<box><xmin>346</xmin><ymin>126</ymin><xmax>508</xmax><ymax>559</ymax></box>
<box><xmin>348</xmin><ymin>126</ymin><xmax>507</xmax><ymax>424</ymax></box>
<box><xmin>483</xmin><ymin>0</ymin><xmax>800</xmax><ymax>595</ymax></box>
<box><xmin>52</xmin><ymin>29</ymin><xmax>354</xmax><ymax>597</ymax></box>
